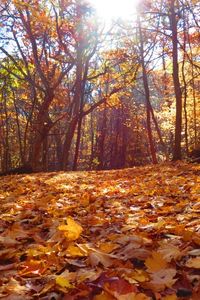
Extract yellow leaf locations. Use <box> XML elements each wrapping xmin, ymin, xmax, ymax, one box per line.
<box><xmin>186</xmin><ymin>257</ymin><xmax>200</xmax><ymax>268</ymax></box>
<box><xmin>145</xmin><ymin>252</ymin><xmax>168</xmax><ymax>272</ymax></box>
<box><xmin>99</xmin><ymin>242</ymin><xmax>118</xmax><ymax>253</ymax></box>
<box><xmin>154</xmin><ymin>219</ymin><xmax>166</xmax><ymax>229</ymax></box>
<box><xmin>66</xmin><ymin>244</ymin><xmax>86</xmax><ymax>257</ymax></box>
<box><xmin>56</xmin><ymin>276</ymin><xmax>72</xmax><ymax>288</ymax></box>
<box><xmin>132</xmin><ymin>270</ymin><xmax>149</xmax><ymax>283</ymax></box>
<box><xmin>58</xmin><ymin>217</ymin><xmax>83</xmax><ymax>241</ymax></box>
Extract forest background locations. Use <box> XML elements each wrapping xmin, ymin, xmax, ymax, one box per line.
<box><xmin>0</xmin><ymin>0</ymin><xmax>199</xmax><ymax>173</ymax></box>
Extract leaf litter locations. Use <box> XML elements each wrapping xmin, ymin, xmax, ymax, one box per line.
<box><xmin>0</xmin><ymin>162</ymin><xmax>200</xmax><ymax>299</ymax></box>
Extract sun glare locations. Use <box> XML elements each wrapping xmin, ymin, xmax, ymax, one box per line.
<box><xmin>90</xmin><ymin>0</ymin><xmax>139</xmax><ymax>22</ymax></box>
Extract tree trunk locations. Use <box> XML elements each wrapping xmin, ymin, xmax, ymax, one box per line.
<box><xmin>62</xmin><ymin>116</ymin><xmax>79</xmax><ymax>170</ymax></box>
<box><xmin>73</xmin><ymin>113</ymin><xmax>83</xmax><ymax>171</ymax></box>
<box><xmin>97</xmin><ymin>104</ymin><xmax>107</xmax><ymax>170</ymax></box>
<box><xmin>30</xmin><ymin>91</ymin><xmax>54</xmax><ymax>170</ymax></box>
<box><xmin>169</xmin><ymin>0</ymin><xmax>182</xmax><ymax>160</ymax></box>
<box><xmin>138</xmin><ymin>15</ymin><xmax>157</xmax><ymax>164</ymax></box>
<box><xmin>181</xmin><ymin>6</ymin><xmax>189</xmax><ymax>155</ymax></box>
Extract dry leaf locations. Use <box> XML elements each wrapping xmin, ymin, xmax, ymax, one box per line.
<box><xmin>158</xmin><ymin>244</ymin><xmax>181</xmax><ymax>262</ymax></box>
<box><xmin>145</xmin><ymin>252</ymin><xmax>168</xmax><ymax>272</ymax></box>
<box><xmin>58</xmin><ymin>217</ymin><xmax>83</xmax><ymax>240</ymax></box>
<box><xmin>163</xmin><ymin>295</ymin><xmax>177</xmax><ymax>300</ymax></box>
<box><xmin>89</xmin><ymin>251</ymin><xmax>114</xmax><ymax>267</ymax></box>
<box><xmin>186</xmin><ymin>257</ymin><xmax>200</xmax><ymax>268</ymax></box>
<box><xmin>149</xmin><ymin>268</ymin><xmax>177</xmax><ymax>291</ymax></box>
<box><xmin>56</xmin><ymin>276</ymin><xmax>72</xmax><ymax>288</ymax></box>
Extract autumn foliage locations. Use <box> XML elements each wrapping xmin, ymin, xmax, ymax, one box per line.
<box><xmin>0</xmin><ymin>0</ymin><xmax>200</xmax><ymax>173</ymax></box>
<box><xmin>0</xmin><ymin>162</ymin><xmax>200</xmax><ymax>299</ymax></box>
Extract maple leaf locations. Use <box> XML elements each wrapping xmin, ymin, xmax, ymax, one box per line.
<box><xmin>58</xmin><ymin>217</ymin><xmax>83</xmax><ymax>241</ymax></box>
<box><xmin>145</xmin><ymin>251</ymin><xmax>168</xmax><ymax>272</ymax></box>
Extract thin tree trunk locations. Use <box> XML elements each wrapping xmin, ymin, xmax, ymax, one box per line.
<box><xmin>138</xmin><ymin>15</ymin><xmax>157</xmax><ymax>164</ymax></box>
<box><xmin>188</xmin><ymin>33</ymin><xmax>197</xmax><ymax>147</ymax></box>
<box><xmin>89</xmin><ymin>113</ymin><xmax>95</xmax><ymax>170</ymax></box>
<box><xmin>170</xmin><ymin>0</ymin><xmax>182</xmax><ymax>160</ymax></box>
<box><xmin>97</xmin><ymin>103</ymin><xmax>107</xmax><ymax>170</ymax></box>
<box><xmin>13</xmin><ymin>91</ymin><xmax>24</xmax><ymax>164</ymax></box>
<box><xmin>2</xmin><ymin>88</ymin><xmax>10</xmax><ymax>171</ymax></box>
<box><xmin>181</xmin><ymin>6</ymin><xmax>189</xmax><ymax>155</ymax></box>
<box><xmin>73</xmin><ymin>113</ymin><xmax>83</xmax><ymax>171</ymax></box>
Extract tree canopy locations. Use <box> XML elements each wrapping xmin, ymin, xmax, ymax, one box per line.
<box><xmin>0</xmin><ymin>0</ymin><xmax>199</xmax><ymax>172</ymax></box>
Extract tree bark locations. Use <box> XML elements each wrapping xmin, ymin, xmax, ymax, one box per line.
<box><xmin>138</xmin><ymin>15</ymin><xmax>157</xmax><ymax>164</ymax></box>
<box><xmin>169</xmin><ymin>0</ymin><xmax>182</xmax><ymax>160</ymax></box>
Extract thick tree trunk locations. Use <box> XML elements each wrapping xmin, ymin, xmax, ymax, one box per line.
<box><xmin>30</xmin><ymin>91</ymin><xmax>54</xmax><ymax>171</ymax></box>
<box><xmin>61</xmin><ymin>117</ymin><xmax>79</xmax><ymax>170</ymax></box>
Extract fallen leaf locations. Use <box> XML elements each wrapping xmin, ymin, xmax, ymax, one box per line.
<box><xmin>89</xmin><ymin>250</ymin><xmax>114</xmax><ymax>267</ymax></box>
<box><xmin>149</xmin><ymin>268</ymin><xmax>177</xmax><ymax>291</ymax></box>
<box><xmin>66</xmin><ymin>244</ymin><xmax>87</xmax><ymax>257</ymax></box>
<box><xmin>145</xmin><ymin>252</ymin><xmax>168</xmax><ymax>272</ymax></box>
<box><xmin>158</xmin><ymin>244</ymin><xmax>181</xmax><ymax>262</ymax></box>
<box><xmin>19</xmin><ymin>259</ymin><xmax>47</xmax><ymax>276</ymax></box>
<box><xmin>104</xmin><ymin>278</ymin><xmax>138</xmax><ymax>299</ymax></box>
<box><xmin>56</xmin><ymin>276</ymin><xmax>72</xmax><ymax>289</ymax></box>
<box><xmin>94</xmin><ymin>292</ymin><xmax>115</xmax><ymax>300</ymax></box>
<box><xmin>58</xmin><ymin>217</ymin><xmax>83</xmax><ymax>241</ymax></box>
<box><xmin>185</xmin><ymin>257</ymin><xmax>200</xmax><ymax>268</ymax></box>
<box><xmin>163</xmin><ymin>294</ymin><xmax>177</xmax><ymax>300</ymax></box>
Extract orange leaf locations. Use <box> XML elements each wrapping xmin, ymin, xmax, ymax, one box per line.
<box><xmin>145</xmin><ymin>252</ymin><xmax>168</xmax><ymax>272</ymax></box>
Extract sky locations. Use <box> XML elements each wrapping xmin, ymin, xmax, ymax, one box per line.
<box><xmin>89</xmin><ymin>0</ymin><xmax>139</xmax><ymax>22</ymax></box>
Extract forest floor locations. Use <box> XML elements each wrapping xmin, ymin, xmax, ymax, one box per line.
<box><xmin>0</xmin><ymin>162</ymin><xmax>200</xmax><ymax>300</ymax></box>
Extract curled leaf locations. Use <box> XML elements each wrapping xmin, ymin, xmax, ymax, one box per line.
<box><xmin>58</xmin><ymin>217</ymin><xmax>83</xmax><ymax>241</ymax></box>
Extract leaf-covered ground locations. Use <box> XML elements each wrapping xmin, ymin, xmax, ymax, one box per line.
<box><xmin>0</xmin><ymin>162</ymin><xmax>200</xmax><ymax>300</ymax></box>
